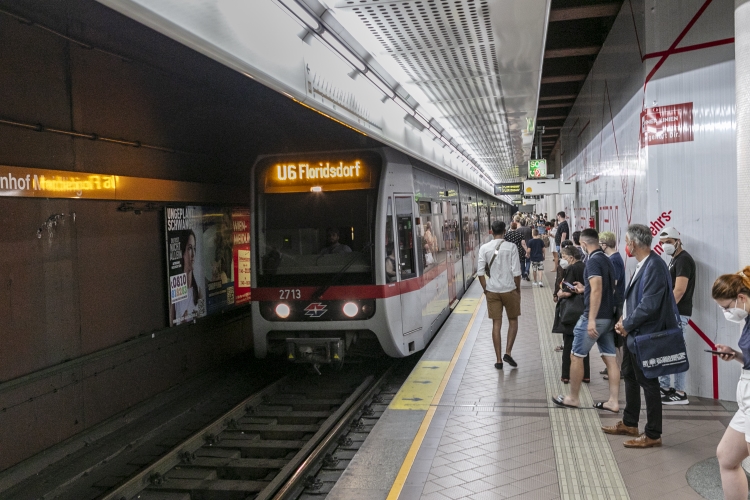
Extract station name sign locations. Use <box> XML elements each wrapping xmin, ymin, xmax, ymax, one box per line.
<box><xmin>640</xmin><ymin>102</ymin><xmax>694</xmax><ymax>147</ymax></box>
<box><xmin>494</xmin><ymin>182</ymin><xmax>523</xmax><ymax>196</ymax></box>
<box><xmin>264</xmin><ymin>160</ymin><xmax>373</xmax><ymax>193</ymax></box>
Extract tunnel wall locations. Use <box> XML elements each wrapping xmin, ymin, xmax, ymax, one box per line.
<box><xmin>0</xmin><ymin>0</ymin><xmax>374</xmax><ymax>471</ymax></box>
<box><xmin>538</xmin><ymin>0</ymin><xmax>738</xmax><ymax>399</ymax></box>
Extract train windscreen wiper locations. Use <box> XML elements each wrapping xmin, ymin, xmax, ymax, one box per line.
<box><xmin>311</xmin><ymin>242</ymin><xmax>373</xmax><ymax>300</ymax></box>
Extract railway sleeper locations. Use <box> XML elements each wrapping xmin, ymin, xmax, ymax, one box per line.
<box><xmin>147</xmin><ymin>478</ymin><xmax>268</xmax><ymax>499</ymax></box>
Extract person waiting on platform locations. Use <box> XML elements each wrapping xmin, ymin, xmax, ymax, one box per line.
<box><xmin>609</xmin><ymin>224</ymin><xmax>673</xmax><ymax>448</ymax></box>
<box><xmin>710</xmin><ymin>267</ymin><xmax>750</xmax><ymax>500</ymax></box>
<box><xmin>527</xmin><ymin>229</ymin><xmax>546</xmax><ymax>287</ymax></box>
<box><xmin>477</xmin><ymin>220</ymin><xmax>521</xmax><ymax>370</ymax></box>
<box><xmin>553</xmin><ymin>211</ymin><xmax>569</xmax><ymax>272</ymax></box>
<box><xmin>657</xmin><ymin>227</ymin><xmax>696</xmax><ymax>405</ymax></box>
<box><xmin>554</xmin><ymin>245</ymin><xmax>589</xmax><ymax>384</ymax></box>
<box><xmin>552</xmin><ymin>228</ymin><xmax>620</xmax><ymax>414</ymax></box>
<box><xmin>599</xmin><ymin>231</ymin><xmax>626</xmax><ymax>381</ymax></box>
<box><xmin>319</xmin><ymin>228</ymin><xmax>351</xmax><ymax>255</ymax></box>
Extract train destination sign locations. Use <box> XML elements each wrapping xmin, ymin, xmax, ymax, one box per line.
<box><xmin>265</xmin><ymin>160</ymin><xmax>373</xmax><ymax>193</ymax></box>
<box><xmin>640</xmin><ymin>102</ymin><xmax>694</xmax><ymax>147</ymax></box>
<box><xmin>528</xmin><ymin>159</ymin><xmax>547</xmax><ymax>178</ymax></box>
<box><xmin>494</xmin><ymin>182</ymin><xmax>523</xmax><ymax>196</ymax></box>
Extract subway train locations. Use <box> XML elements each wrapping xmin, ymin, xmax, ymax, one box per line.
<box><xmin>250</xmin><ymin>147</ymin><xmax>513</xmax><ymax>367</ymax></box>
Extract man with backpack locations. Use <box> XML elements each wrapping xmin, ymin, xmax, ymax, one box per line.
<box><xmin>477</xmin><ymin>220</ymin><xmax>522</xmax><ymax>370</ymax></box>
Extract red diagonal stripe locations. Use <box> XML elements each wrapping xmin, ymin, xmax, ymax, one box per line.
<box><xmin>643</xmin><ymin>37</ymin><xmax>734</xmax><ymax>60</ymax></box>
<box><xmin>688</xmin><ymin>319</ymin><xmax>719</xmax><ymax>399</ymax></box>
<box><xmin>645</xmin><ymin>0</ymin><xmax>714</xmax><ymax>85</ymax></box>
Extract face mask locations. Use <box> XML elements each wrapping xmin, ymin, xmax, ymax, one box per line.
<box><xmin>662</xmin><ymin>243</ymin><xmax>676</xmax><ymax>256</ymax></box>
<box><xmin>625</xmin><ymin>243</ymin><xmax>633</xmax><ymax>258</ymax></box>
<box><xmin>559</xmin><ymin>259</ymin><xmax>569</xmax><ymax>269</ymax></box>
<box><xmin>724</xmin><ymin>299</ymin><xmax>749</xmax><ymax>323</ymax></box>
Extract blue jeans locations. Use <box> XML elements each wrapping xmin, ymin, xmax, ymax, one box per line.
<box><xmin>659</xmin><ymin>315</ymin><xmax>690</xmax><ymax>392</ymax></box>
<box><xmin>523</xmin><ymin>257</ymin><xmax>531</xmax><ymax>277</ymax></box>
<box><xmin>572</xmin><ymin>316</ymin><xmax>617</xmax><ymax>357</ymax></box>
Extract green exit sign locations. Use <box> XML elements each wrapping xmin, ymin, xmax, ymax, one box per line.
<box><xmin>528</xmin><ymin>159</ymin><xmax>547</xmax><ymax>178</ymax></box>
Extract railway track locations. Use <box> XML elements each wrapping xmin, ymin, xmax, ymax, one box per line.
<box><xmin>102</xmin><ymin>361</ymin><xmax>396</xmax><ymax>500</ymax></box>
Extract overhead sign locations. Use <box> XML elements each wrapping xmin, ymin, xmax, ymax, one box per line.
<box><xmin>640</xmin><ymin>102</ymin><xmax>694</xmax><ymax>147</ymax></box>
<box><xmin>264</xmin><ymin>160</ymin><xmax>373</xmax><ymax>193</ymax></box>
<box><xmin>166</xmin><ymin>206</ymin><xmax>251</xmax><ymax>327</ymax></box>
<box><xmin>528</xmin><ymin>159</ymin><xmax>547</xmax><ymax>178</ymax></box>
<box><xmin>524</xmin><ymin>179</ymin><xmax>559</xmax><ymax>195</ymax></box>
<box><xmin>494</xmin><ymin>182</ymin><xmax>523</xmax><ymax>195</ymax></box>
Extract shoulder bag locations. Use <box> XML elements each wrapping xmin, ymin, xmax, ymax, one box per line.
<box><xmin>628</xmin><ymin>266</ymin><xmax>689</xmax><ymax>378</ymax></box>
<box><xmin>484</xmin><ymin>240</ymin><xmax>504</xmax><ymax>279</ymax></box>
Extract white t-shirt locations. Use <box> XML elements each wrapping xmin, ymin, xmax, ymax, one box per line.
<box><xmin>477</xmin><ymin>238</ymin><xmax>521</xmax><ymax>293</ymax></box>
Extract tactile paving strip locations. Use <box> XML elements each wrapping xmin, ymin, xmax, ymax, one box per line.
<box><xmin>533</xmin><ymin>275</ymin><xmax>630</xmax><ymax>500</ymax></box>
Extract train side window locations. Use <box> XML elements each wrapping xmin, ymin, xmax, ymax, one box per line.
<box><xmin>385</xmin><ymin>197</ymin><xmax>398</xmax><ymax>283</ymax></box>
<box><xmin>395</xmin><ymin>196</ymin><xmax>416</xmax><ymax>279</ymax></box>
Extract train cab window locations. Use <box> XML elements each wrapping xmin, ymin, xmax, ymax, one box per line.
<box><xmin>385</xmin><ymin>197</ymin><xmax>397</xmax><ymax>283</ymax></box>
<box><xmin>395</xmin><ymin>196</ymin><xmax>416</xmax><ymax>279</ymax></box>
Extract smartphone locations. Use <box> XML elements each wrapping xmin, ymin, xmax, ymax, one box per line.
<box><xmin>562</xmin><ymin>281</ymin><xmax>576</xmax><ymax>290</ymax></box>
<box><xmin>705</xmin><ymin>349</ymin><xmax>729</xmax><ymax>355</ymax></box>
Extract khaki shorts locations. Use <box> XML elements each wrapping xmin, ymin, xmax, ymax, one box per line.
<box><xmin>485</xmin><ymin>290</ymin><xmax>521</xmax><ymax>320</ymax></box>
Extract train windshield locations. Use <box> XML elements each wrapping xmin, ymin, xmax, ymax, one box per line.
<box><xmin>256</xmin><ymin>156</ymin><xmax>380</xmax><ymax>287</ymax></box>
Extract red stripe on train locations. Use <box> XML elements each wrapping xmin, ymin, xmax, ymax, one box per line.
<box><xmin>251</xmin><ymin>261</ymin><xmax>451</xmax><ymax>301</ymax></box>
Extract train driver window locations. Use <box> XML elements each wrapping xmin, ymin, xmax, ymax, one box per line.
<box><xmin>395</xmin><ymin>196</ymin><xmax>416</xmax><ymax>279</ymax></box>
<box><xmin>385</xmin><ymin>197</ymin><xmax>398</xmax><ymax>283</ymax></box>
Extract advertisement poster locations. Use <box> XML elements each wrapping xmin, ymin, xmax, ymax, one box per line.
<box><xmin>165</xmin><ymin>205</ymin><xmax>251</xmax><ymax>327</ymax></box>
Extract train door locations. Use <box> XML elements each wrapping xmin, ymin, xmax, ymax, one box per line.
<box><xmin>442</xmin><ymin>200</ymin><xmax>458</xmax><ymax>304</ymax></box>
<box><xmin>394</xmin><ymin>195</ymin><xmax>422</xmax><ymax>336</ymax></box>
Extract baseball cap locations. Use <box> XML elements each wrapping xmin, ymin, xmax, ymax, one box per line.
<box><xmin>659</xmin><ymin>227</ymin><xmax>680</xmax><ymax>240</ymax></box>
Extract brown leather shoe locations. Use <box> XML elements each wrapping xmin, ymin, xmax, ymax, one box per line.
<box><xmin>601</xmin><ymin>420</ymin><xmax>639</xmax><ymax>436</ymax></box>
<box><xmin>623</xmin><ymin>434</ymin><xmax>662</xmax><ymax>448</ymax></box>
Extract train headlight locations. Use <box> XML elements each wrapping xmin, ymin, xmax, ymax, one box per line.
<box><xmin>342</xmin><ymin>302</ymin><xmax>359</xmax><ymax>318</ymax></box>
<box><xmin>276</xmin><ymin>303</ymin><xmax>291</xmax><ymax>319</ymax></box>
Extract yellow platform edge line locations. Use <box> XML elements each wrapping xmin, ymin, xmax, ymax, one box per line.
<box><xmin>386</xmin><ymin>293</ymin><xmax>485</xmax><ymax>500</ymax></box>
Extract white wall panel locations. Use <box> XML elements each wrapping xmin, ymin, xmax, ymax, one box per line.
<box><xmin>547</xmin><ymin>0</ymin><xmax>739</xmax><ymax>399</ymax></box>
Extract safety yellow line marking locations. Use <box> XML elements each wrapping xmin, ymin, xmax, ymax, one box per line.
<box><xmin>386</xmin><ymin>293</ymin><xmax>485</xmax><ymax>500</ymax></box>
<box><xmin>453</xmin><ymin>297</ymin><xmax>479</xmax><ymax>314</ymax></box>
<box><xmin>389</xmin><ymin>361</ymin><xmax>450</xmax><ymax>410</ymax></box>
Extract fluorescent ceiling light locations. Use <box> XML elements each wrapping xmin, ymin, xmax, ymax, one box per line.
<box><xmin>321</xmin><ymin>31</ymin><xmax>366</xmax><ymax>72</ymax></box>
<box><xmin>393</xmin><ymin>96</ymin><xmax>414</xmax><ymax>115</ymax></box>
<box><xmin>364</xmin><ymin>73</ymin><xmax>394</xmax><ymax>99</ymax></box>
<box><xmin>413</xmin><ymin>113</ymin><xmax>430</xmax><ymax>128</ymax></box>
<box><xmin>277</xmin><ymin>0</ymin><xmax>320</xmax><ymax>31</ymax></box>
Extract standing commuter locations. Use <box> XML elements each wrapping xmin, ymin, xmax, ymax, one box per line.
<box><xmin>553</xmin><ymin>212</ymin><xmax>569</xmax><ymax>271</ymax></box>
<box><xmin>556</xmin><ymin>245</ymin><xmax>590</xmax><ymax>383</ymax></box>
<box><xmin>527</xmin><ymin>229</ymin><xmax>546</xmax><ymax>286</ymax></box>
<box><xmin>518</xmin><ymin>218</ymin><xmax>533</xmax><ymax>281</ymax></box>
<box><xmin>552</xmin><ymin>229</ymin><xmax>620</xmax><ymax>412</ymax></box>
<box><xmin>599</xmin><ymin>231</ymin><xmax>625</xmax><ymax>380</ymax></box>
<box><xmin>477</xmin><ymin>221</ymin><xmax>522</xmax><ymax>370</ymax></box>
<box><xmin>608</xmin><ymin>224</ymin><xmax>673</xmax><ymax>448</ymax></box>
<box><xmin>710</xmin><ymin>267</ymin><xmax>750</xmax><ymax>500</ymax></box>
<box><xmin>658</xmin><ymin>227</ymin><xmax>696</xmax><ymax>405</ymax></box>
<box><xmin>505</xmin><ymin>222</ymin><xmax>525</xmax><ymax>281</ymax></box>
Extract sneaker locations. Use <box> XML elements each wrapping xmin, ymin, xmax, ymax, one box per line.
<box><xmin>503</xmin><ymin>354</ymin><xmax>517</xmax><ymax>367</ymax></box>
<box><xmin>532</xmin><ymin>282</ymin><xmax>537</xmax><ymax>287</ymax></box>
<box><xmin>662</xmin><ymin>391</ymin><xmax>689</xmax><ymax>405</ymax></box>
<box><xmin>538</xmin><ymin>282</ymin><xmax>544</xmax><ymax>287</ymax></box>
<box><xmin>660</xmin><ymin>387</ymin><xmax>674</xmax><ymax>397</ymax></box>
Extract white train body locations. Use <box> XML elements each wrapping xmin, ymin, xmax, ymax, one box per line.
<box><xmin>250</xmin><ymin>148</ymin><xmax>511</xmax><ymax>363</ymax></box>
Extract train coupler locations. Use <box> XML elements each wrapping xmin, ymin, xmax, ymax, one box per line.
<box><xmin>285</xmin><ymin>337</ymin><xmax>344</xmax><ymax>368</ymax></box>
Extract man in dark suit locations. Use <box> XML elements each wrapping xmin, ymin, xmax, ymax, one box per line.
<box><xmin>604</xmin><ymin>224</ymin><xmax>675</xmax><ymax>448</ymax></box>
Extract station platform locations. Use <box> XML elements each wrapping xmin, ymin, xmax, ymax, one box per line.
<box><xmin>328</xmin><ymin>255</ymin><xmax>736</xmax><ymax>500</ymax></box>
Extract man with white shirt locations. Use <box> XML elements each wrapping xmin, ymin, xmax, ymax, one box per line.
<box><xmin>606</xmin><ymin>224</ymin><xmax>675</xmax><ymax>448</ymax></box>
<box><xmin>477</xmin><ymin>220</ymin><xmax>522</xmax><ymax>370</ymax></box>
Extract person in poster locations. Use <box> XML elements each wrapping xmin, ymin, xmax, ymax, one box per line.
<box><xmin>171</xmin><ymin>228</ymin><xmax>206</xmax><ymax>325</ymax></box>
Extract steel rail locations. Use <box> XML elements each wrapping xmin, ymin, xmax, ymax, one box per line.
<box><xmin>100</xmin><ymin>375</ymin><xmax>289</xmax><ymax>500</ymax></box>
<box><xmin>267</xmin><ymin>364</ymin><xmax>395</xmax><ymax>500</ymax></box>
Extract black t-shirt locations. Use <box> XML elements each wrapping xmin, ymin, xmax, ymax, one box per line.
<box><xmin>583</xmin><ymin>249</ymin><xmax>616</xmax><ymax>320</ymax></box>
<box><xmin>670</xmin><ymin>250</ymin><xmax>696</xmax><ymax>316</ymax></box>
<box><xmin>518</xmin><ymin>226</ymin><xmax>533</xmax><ymax>243</ymax></box>
<box><xmin>555</xmin><ymin>220</ymin><xmax>569</xmax><ymax>245</ymax></box>
<box><xmin>527</xmin><ymin>238</ymin><xmax>545</xmax><ymax>262</ymax></box>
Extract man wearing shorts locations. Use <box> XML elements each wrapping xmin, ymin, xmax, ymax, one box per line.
<box><xmin>553</xmin><ymin>229</ymin><xmax>621</xmax><ymax>412</ymax></box>
<box><xmin>477</xmin><ymin>220</ymin><xmax>522</xmax><ymax>370</ymax></box>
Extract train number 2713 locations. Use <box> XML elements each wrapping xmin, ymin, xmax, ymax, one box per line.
<box><xmin>279</xmin><ymin>289</ymin><xmax>301</xmax><ymax>299</ymax></box>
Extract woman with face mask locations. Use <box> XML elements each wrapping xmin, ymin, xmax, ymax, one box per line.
<box><xmin>553</xmin><ymin>245</ymin><xmax>589</xmax><ymax>382</ymax></box>
<box><xmin>711</xmin><ymin>266</ymin><xmax>750</xmax><ymax>500</ymax></box>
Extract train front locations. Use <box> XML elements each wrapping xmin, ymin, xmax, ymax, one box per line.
<box><xmin>250</xmin><ymin>151</ymin><xmax>388</xmax><ymax>368</ymax></box>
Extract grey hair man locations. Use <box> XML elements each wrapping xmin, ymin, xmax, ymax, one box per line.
<box><xmin>607</xmin><ymin>224</ymin><xmax>674</xmax><ymax>448</ymax></box>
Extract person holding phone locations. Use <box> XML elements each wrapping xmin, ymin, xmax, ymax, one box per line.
<box><xmin>556</xmin><ymin>245</ymin><xmax>588</xmax><ymax>383</ymax></box>
<box><xmin>710</xmin><ymin>267</ymin><xmax>750</xmax><ymax>500</ymax></box>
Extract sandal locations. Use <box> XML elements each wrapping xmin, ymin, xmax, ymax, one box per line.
<box><xmin>551</xmin><ymin>395</ymin><xmax>578</xmax><ymax>409</ymax></box>
<box><xmin>560</xmin><ymin>378</ymin><xmax>569</xmax><ymax>384</ymax></box>
<box><xmin>593</xmin><ymin>402</ymin><xmax>619</xmax><ymax>413</ymax></box>
<box><xmin>554</xmin><ymin>345</ymin><xmax>564</xmax><ymax>352</ymax></box>
<box><xmin>583</xmin><ymin>378</ymin><xmax>590</xmax><ymax>384</ymax></box>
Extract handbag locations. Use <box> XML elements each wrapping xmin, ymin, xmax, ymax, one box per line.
<box><xmin>559</xmin><ymin>294</ymin><xmax>584</xmax><ymax>324</ymax></box>
<box><xmin>627</xmin><ymin>267</ymin><xmax>689</xmax><ymax>378</ymax></box>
